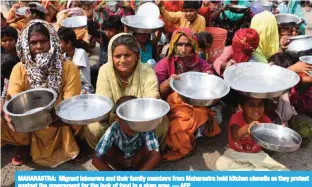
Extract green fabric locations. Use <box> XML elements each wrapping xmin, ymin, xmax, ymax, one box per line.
<box><xmin>251</xmin><ymin>51</ymin><xmax>268</xmax><ymax>63</ymax></box>
<box><xmin>291</xmin><ymin>114</ymin><xmax>312</xmax><ymax>145</ymax></box>
<box><xmin>220</xmin><ymin>0</ymin><xmax>251</xmax><ymax>21</ymax></box>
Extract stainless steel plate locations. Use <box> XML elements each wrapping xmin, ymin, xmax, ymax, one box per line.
<box><xmin>250</xmin><ymin>123</ymin><xmax>302</xmax><ymax>152</ymax></box>
<box><xmin>223</xmin><ymin>63</ymin><xmax>300</xmax><ymax>98</ymax></box>
<box><xmin>61</xmin><ymin>16</ymin><xmax>87</xmax><ymax>28</ymax></box>
<box><xmin>56</xmin><ymin>94</ymin><xmax>113</xmax><ymax>125</ymax></box>
<box><xmin>170</xmin><ymin>72</ymin><xmax>230</xmax><ymax>106</ymax></box>
<box><xmin>136</xmin><ymin>2</ymin><xmax>160</xmax><ymax>18</ymax></box>
<box><xmin>275</xmin><ymin>13</ymin><xmax>301</xmax><ymax>24</ymax></box>
<box><xmin>121</xmin><ymin>15</ymin><xmax>164</xmax><ymax>33</ymax></box>
<box><xmin>299</xmin><ymin>56</ymin><xmax>312</xmax><ymax>75</ymax></box>
<box><xmin>116</xmin><ymin>98</ymin><xmax>170</xmax><ymax>132</ymax></box>
<box><xmin>16</xmin><ymin>7</ymin><xmax>29</xmax><ymax>16</ymax></box>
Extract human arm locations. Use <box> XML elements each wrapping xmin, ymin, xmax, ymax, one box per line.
<box><xmin>139</xmin><ymin>150</ymin><xmax>161</xmax><ymax>171</ymax></box>
<box><xmin>156</xmin><ymin>0</ymin><xmax>183</xmax><ymax>24</ymax></box>
<box><xmin>288</xmin><ymin>61</ymin><xmax>312</xmax><ymax>76</ymax></box>
<box><xmin>230</xmin><ymin>121</ymin><xmax>259</xmax><ymax>141</ymax></box>
<box><xmin>139</xmin><ymin>131</ymin><xmax>161</xmax><ymax>171</ymax></box>
<box><xmin>95</xmin><ymin>64</ymin><xmax>113</xmax><ymax>98</ymax></box>
<box><xmin>213</xmin><ymin>46</ymin><xmax>234</xmax><ymax>75</ymax></box>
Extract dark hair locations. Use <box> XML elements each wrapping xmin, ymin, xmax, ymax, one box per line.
<box><xmin>278</xmin><ymin>23</ymin><xmax>293</xmax><ymax>35</ymax></box>
<box><xmin>238</xmin><ymin>94</ymin><xmax>267</xmax><ymax>106</ymax></box>
<box><xmin>183</xmin><ymin>1</ymin><xmax>201</xmax><ymax>10</ymax></box>
<box><xmin>112</xmin><ymin>35</ymin><xmax>140</xmax><ymax>56</ymax></box>
<box><xmin>1</xmin><ymin>26</ymin><xmax>18</xmax><ymax>40</ymax></box>
<box><xmin>1</xmin><ymin>53</ymin><xmax>19</xmax><ymax>79</ymax></box>
<box><xmin>57</xmin><ymin>26</ymin><xmax>77</xmax><ymax>47</ymax></box>
<box><xmin>29</xmin><ymin>9</ymin><xmax>45</xmax><ymax>20</ymax></box>
<box><xmin>28</xmin><ymin>23</ymin><xmax>50</xmax><ymax>40</ymax></box>
<box><xmin>196</xmin><ymin>31</ymin><xmax>214</xmax><ymax>49</ymax></box>
<box><xmin>113</xmin><ymin>96</ymin><xmax>137</xmax><ymax>114</ymax></box>
<box><xmin>268</xmin><ymin>53</ymin><xmax>295</xmax><ymax>68</ymax></box>
<box><xmin>102</xmin><ymin>15</ymin><xmax>122</xmax><ymax>31</ymax></box>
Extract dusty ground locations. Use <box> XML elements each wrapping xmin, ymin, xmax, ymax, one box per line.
<box><xmin>1</xmin><ymin>5</ymin><xmax>312</xmax><ymax>187</ymax></box>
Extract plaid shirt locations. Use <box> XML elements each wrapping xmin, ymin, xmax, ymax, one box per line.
<box><xmin>95</xmin><ymin>122</ymin><xmax>159</xmax><ymax>159</ymax></box>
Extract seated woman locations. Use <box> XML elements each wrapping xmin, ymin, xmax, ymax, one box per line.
<box><xmin>216</xmin><ymin>95</ymin><xmax>288</xmax><ymax>171</ymax></box>
<box><xmin>155</xmin><ymin>28</ymin><xmax>220</xmax><ymax>161</ymax></box>
<box><xmin>84</xmin><ymin>33</ymin><xmax>169</xmax><ymax>151</ymax></box>
<box><xmin>250</xmin><ymin>11</ymin><xmax>280</xmax><ymax>63</ymax></box>
<box><xmin>1</xmin><ymin>20</ymin><xmax>83</xmax><ymax>167</ymax></box>
<box><xmin>214</xmin><ymin>28</ymin><xmax>260</xmax><ymax>76</ymax></box>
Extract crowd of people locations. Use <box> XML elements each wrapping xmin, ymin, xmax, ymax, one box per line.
<box><xmin>1</xmin><ymin>0</ymin><xmax>312</xmax><ymax>171</ymax></box>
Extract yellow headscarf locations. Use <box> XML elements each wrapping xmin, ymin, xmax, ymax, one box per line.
<box><xmin>250</xmin><ymin>11</ymin><xmax>279</xmax><ymax>62</ymax></box>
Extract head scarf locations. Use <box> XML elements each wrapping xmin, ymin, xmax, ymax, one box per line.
<box><xmin>167</xmin><ymin>27</ymin><xmax>200</xmax><ymax>74</ymax></box>
<box><xmin>231</xmin><ymin>28</ymin><xmax>260</xmax><ymax>62</ymax></box>
<box><xmin>250</xmin><ymin>11</ymin><xmax>279</xmax><ymax>61</ymax></box>
<box><xmin>16</xmin><ymin>19</ymin><xmax>63</xmax><ymax>94</ymax></box>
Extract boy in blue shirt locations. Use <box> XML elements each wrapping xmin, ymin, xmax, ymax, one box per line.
<box><xmin>92</xmin><ymin>96</ymin><xmax>161</xmax><ymax>170</ymax></box>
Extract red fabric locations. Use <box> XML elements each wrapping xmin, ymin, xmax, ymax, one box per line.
<box><xmin>231</xmin><ymin>28</ymin><xmax>260</xmax><ymax>63</ymax></box>
<box><xmin>198</xmin><ymin>6</ymin><xmax>211</xmax><ymax>26</ymax></box>
<box><xmin>228</xmin><ymin>111</ymin><xmax>271</xmax><ymax>153</ymax></box>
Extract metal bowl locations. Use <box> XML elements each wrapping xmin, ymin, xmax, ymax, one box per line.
<box><xmin>228</xmin><ymin>5</ymin><xmax>249</xmax><ymax>13</ymax></box>
<box><xmin>121</xmin><ymin>15</ymin><xmax>164</xmax><ymax>33</ymax></box>
<box><xmin>299</xmin><ymin>56</ymin><xmax>312</xmax><ymax>75</ymax></box>
<box><xmin>260</xmin><ymin>2</ymin><xmax>273</xmax><ymax>11</ymax></box>
<box><xmin>223</xmin><ymin>63</ymin><xmax>300</xmax><ymax>99</ymax></box>
<box><xmin>286</xmin><ymin>35</ymin><xmax>312</xmax><ymax>56</ymax></box>
<box><xmin>275</xmin><ymin>13</ymin><xmax>301</xmax><ymax>25</ymax></box>
<box><xmin>61</xmin><ymin>16</ymin><xmax>87</xmax><ymax>28</ymax></box>
<box><xmin>170</xmin><ymin>72</ymin><xmax>230</xmax><ymax>106</ymax></box>
<box><xmin>250</xmin><ymin>123</ymin><xmax>302</xmax><ymax>152</ymax></box>
<box><xmin>116</xmin><ymin>98</ymin><xmax>170</xmax><ymax>132</ymax></box>
<box><xmin>55</xmin><ymin>94</ymin><xmax>113</xmax><ymax>125</ymax></box>
<box><xmin>16</xmin><ymin>7</ymin><xmax>29</xmax><ymax>16</ymax></box>
<box><xmin>136</xmin><ymin>2</ymin><xmax>160</xmax><ymax>18</ymax></box>
<box><xmin>3</xmin><ymin>88</ymin><xmax>57</xmax><ymax>133</ymax></box>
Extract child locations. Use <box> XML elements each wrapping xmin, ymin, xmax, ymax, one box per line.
<box><xmin>278</xmin><ymin>23</ymin><xmax>293</xmax><ymax>51</ymax></box>
<box><xmin>57</xmin><ymin>27</ymin><xmax>94</xmax><ymax>93</ymax></box>
<box><xmin>229</xmin><ymin>96</ymin><xmax>271</xmax><ymax>153</ymax></box>
<box><xmin>92</xmin><ymin>96</ymin><xmax>161</xmax><ymax>171</ymax></box>
<box><xmin>196</xmin><ymin>31</ymin><xmax>213</xmax><ymax>61</ymax></box>
<box><xmin>1</xmin><ymin>53</ymin><xmax>19</xmax><ymax>98</ymax></box>
<box><xmin>1</xmin><ymin>26</ymin><xmax>19</xmax><ymax>57</ymax></box>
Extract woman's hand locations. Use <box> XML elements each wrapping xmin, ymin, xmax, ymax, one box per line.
<box><xmin>288</xmin><ymin>61</ymin><xmax>312</xmax><ymax>75</ymax></box>
<box><xmin>221</xmin><ymin>59</ymin><xmax>236</xmax><ymax>72</ymax></box>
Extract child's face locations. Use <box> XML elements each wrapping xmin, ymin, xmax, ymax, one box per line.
<box><xmin>241</xmin><ymin>98</ymin><xmax>265</xmax><ymax>123</ymax></box>
<box><xmin>280</xmin><ymin>30</ymin><xmax>292</xmax><ymax>38</ymax></box>
<box><xmin>104</xmin><ymin>28</ymin><xmax>118</xmax><ymax>40</ymax></box>
<box><xmin>1</xmin><ymin>36</ymin><xmax>16</xmax><ymax>52</ymax></box>
<box><xmin>118</xmin><ymin>118</ymin><xmax>137</xmax><ymax>136</ymax></box>
<box><xmin>135</xmin><ymin>33</ymin><xmax>149</xmax><ymax>43</ymax></box>
<box><xmin>60</xmin><ymin>40</ymin><xmax>72</xmax><ymax>53</ymax></box>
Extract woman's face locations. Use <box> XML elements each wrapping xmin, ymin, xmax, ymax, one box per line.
<box><xmin>112</xmin><ymin>45</ymin><xmax>138</xmax><ymax>74</ymax></box>
<box><xmin>29</xmin><ymin>31</ymin><xmax>50</xmax><ymax>56</ymax></box>
<box><xmin>175</xmin><ymin>35</ymin><xmax>194</xmax><ymax>57</ymax></box>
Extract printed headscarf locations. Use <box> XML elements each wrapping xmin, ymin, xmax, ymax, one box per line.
<box><xmin>232</xmin><ymin>28</ymin><xmax>260</xmax><ymax>62</ymax></box>
<box><xmin>167</xmin><ymin>28</ymin><xmax>200</xmax><ymax>74</ymax></box>
<box><xmin>16</xmin><ymin>19</ymin><xmax>63</xmax><ymax>94</ymax></box>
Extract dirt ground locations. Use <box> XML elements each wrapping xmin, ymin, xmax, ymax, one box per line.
<box><xmin>1</xmin><ymin>5</ymin><xmax>312</xmax><ymax>187</ymax></box>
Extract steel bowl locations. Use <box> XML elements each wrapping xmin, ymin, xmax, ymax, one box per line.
<box><xmin>121</xmin><ymin>15</ymin><xmax>164</xmax><ymax>33</ymax></box>
<box><xmin>61</xmin><ymin>16</ymin><xmax>87</xmax><ymax>28</ymax></box>
<box><xmin>136</xmin><ymin>2</ymin><xmax>160</xmax><ymax>18</ymax></box>
<box><xmin>275</xmin><ymin>13</ymin><xmax>301</xmax><ymax>25</ymax></box>
<box><xmin>299</xmin><ymin>56</ymin><xmax>312</xmax><ymax>75</ymax></box>
<box><xmin>260</xmin><ymin>2</ymin><xmax>273</xmax><ymax>11</ymax></box>
<box><xmin>55</xmin><ymin>94</ymin><xmax>113</xmax><ymax>125</ymax></box>
<box><xmin>170</xmin><ymin>72</ymin><xmax>230</xmax><ymax>106</ymax></box>
<box><xmin>3</xmin><ymin>88</ymin><xmax>57</xmax><ymax>133</ymax></box>
<box><xmin>286</xmin><ymin>35</ymin><xmax>312</xmax><ymax>57</ymax></box>
<box><xmin>223</xmin><ymin>63</ymin><xmax>300</xmax><ymax>99</ymax></box>
<box><xmin>116</xmin><ymin>98</ymin><xmax>170</xmax><ymax>132</ymax></box>
<box><xmin>250</xmin><ymin>123</ymin><xmax>302</xmax><ymax>152</ymax></box>
<box><xmin>228</xmin><ymin>5</ymin><xmax>249</xmax><ymax>13</ymax></box>
<box><xmin>16</xmin><ymin>7</ymin><xmax>29</xmax><ymax>16</ymax></box>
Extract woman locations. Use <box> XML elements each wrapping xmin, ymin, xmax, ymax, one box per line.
<box><xmin>1</xmin><ymin>20</ymin><xmax>82</xmax><ymax>167</ymax></box>
<box><xmin>214</xmin><ymin>28</ymin><xmax>260</xmax><ymax>76</ymax></box>
<box><xmin>84</xmin><ymin>33</ymin><xmax>169</xmax><ymax>151</ymax></box>
<box><xmin>155</xmin><ymin>28</ymin><xmax>220</xmax><ymax>161</ymax></box>
<box><xmin>250</xmin><ymin>11</ymin><xmax>279</xmax><ymax>63</ymax></box>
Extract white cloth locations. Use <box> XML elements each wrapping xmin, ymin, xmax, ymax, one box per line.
<box><xmin>71</xmin><ymin>48</ymin><xmax>94</xmax><ymax>93</ymax></box>
<box><xmin>216</xmin><ymin>148</ymin><xmax>288</xmax><ymax>171</ymax></box>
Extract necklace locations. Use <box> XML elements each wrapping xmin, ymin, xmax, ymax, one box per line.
<box><xmin>119</xmin><ymin>76</ymin><xmax>129</xmax><ymax>84</ymax></box>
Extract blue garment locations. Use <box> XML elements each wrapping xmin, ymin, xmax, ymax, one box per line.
<box><xmin>140</xmin><ymin>41</ymin><xmax>153</xmax><ymax>63</ymax></box>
